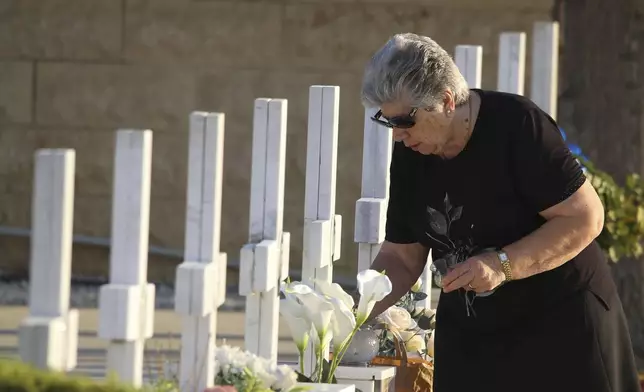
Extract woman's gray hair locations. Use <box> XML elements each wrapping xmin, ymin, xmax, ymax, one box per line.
<box><xmin>361</xmin><ymin>33</ymin><xmax>470</xmax><ymax>109</ymax></box>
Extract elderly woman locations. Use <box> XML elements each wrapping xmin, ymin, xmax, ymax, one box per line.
<box><xmin>363</xmin><ymin>33</ymin><xmax>640</xmax><ymax>392</ymax></box>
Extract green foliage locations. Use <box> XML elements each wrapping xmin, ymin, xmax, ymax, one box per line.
<box><xmin>580</xmin><ymin>157</ymin><xmax>644</xmax><ymax>262</ymax></box>
<box><xmin>215</xmin><ymin>367</ymin><xmax>268</xmax><ymax>392</ymax></box>
<box><xmin>0</xmin><ymin>359</ymin><xmax>142</xmax><ymax>392</ymax></box>
<box><xmin>293</xmin><ymin>359</ymin><xmax>336</xmax><ymax>385</ymax></box>
<box><xmin>143</xmin><ymin>378</ymin><xmax>178</xmax><ymax>392</ymax></box>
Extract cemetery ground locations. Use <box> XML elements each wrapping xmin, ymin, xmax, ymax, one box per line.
<box><xmin>0</xmin><ymin>305</ymin><xmax>297</xmax><ymax>382</ymax></box>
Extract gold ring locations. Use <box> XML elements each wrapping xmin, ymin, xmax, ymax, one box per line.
<box><xmin>468</xmin><ymin>283</ymin><xmax>475</xmax><ymax>290</ymax></box>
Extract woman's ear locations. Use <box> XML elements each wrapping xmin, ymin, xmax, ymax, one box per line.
<box><xmin>442</xmin><ymin>89</ymin><xmax>455</xmax><ymax>109</ymax></box>
<box><xmin>440</xmin><ymin>90</ymin><xmax>456</xmax><ymax>116</ymax></box>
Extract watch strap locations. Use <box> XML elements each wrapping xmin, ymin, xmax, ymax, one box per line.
<box><xmin>496</xmin><ymin>249</ymin><xmax>513</xmax><ymax>282</ymax></box>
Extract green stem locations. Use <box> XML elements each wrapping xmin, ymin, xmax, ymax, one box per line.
<box><xmin>326</xmin><ymin>325</ymin><xmax>362</xmax><ymax>383</ymax></box>
<box><xmin>298</xmin><ymin>347</ymin><xmax>305</xmax><ymax>376</ymax></box>
<box><xmin>326</xmin><ymin>353</ymin><xmax>338</xmax><ymax>384</ymax></box>
<box><xmin>316</xmin><ymin>345</ymin><xmax>325</xmax><ymax>382</ymax></box>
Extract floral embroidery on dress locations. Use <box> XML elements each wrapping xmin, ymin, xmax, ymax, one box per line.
<box><xmin>425</xmin><ymin>192</ymin><xmax>489</xmax><ymax>316</ymax></box>
<box><xmin>425</xmin><ymin>192</ymin><xmax>475</xmax><ymax>276</ymax></box>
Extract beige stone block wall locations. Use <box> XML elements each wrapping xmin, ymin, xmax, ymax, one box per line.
<box><xmin>0</xmin><ymin>0</ymin><xmax>554</xmax><ymax>283</ymax></box>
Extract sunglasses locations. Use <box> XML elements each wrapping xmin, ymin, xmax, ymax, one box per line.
<box><xmin>371</xmin><ymin>108</ymin><xmax>418</xmax><ymax>129</ymax></box>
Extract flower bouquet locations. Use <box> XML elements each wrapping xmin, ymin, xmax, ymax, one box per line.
<box><xmin>213</xmin><ymin>344</ymin><xmax>304</xmax><ymax>392</ymax></box>
<box><xmin>375</xmin><ymin>279</ymin><xmax>436</xmax><ymax>361</ymax></box>
<box><xmin>279</xmin><ymin>269</ymin><xmax>393</xmax><ymax>384</ymax></box>
<box><xmin>370</xmin><ymin>279</ymin><xmax>436</xmax><ymax>392</ymax></box>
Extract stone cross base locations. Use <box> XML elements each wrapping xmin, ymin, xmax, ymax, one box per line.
<box><xmin>334</xmin><ymin>366</ymin><xmax>396</xmax><ymax>392</ymax></box>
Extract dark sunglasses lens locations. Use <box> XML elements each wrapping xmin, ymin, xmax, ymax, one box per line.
<box><xmin>390</xmin><ymin>117</ymin><xmax>415</xmax><ymax>129</ymax></box>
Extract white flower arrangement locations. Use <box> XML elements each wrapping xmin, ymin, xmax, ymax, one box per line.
<box><xmin>279</xmin><ymin>269</ymin><xmax>393</xmax><ymax>383</ymax></box>
<box><xmin>376</xmin><ymin>278</ymin><xmax>436</xmax><ymax>361</ymax></box>
<box><xmin>214</xmin><ymin>345</ymin><xmax>304</xmax><ymax>392</ymax></box>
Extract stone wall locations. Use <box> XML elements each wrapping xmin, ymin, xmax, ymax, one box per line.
<box><xmin>0</xmin><ymin>0</ymin><xmax>554</xmax><ymax>283</ymax></box>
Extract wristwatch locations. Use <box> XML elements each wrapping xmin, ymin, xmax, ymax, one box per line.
<box><xmin>496</xmin><ymin>249</ymin><xmax>513</xmax><ymax>282</ymax></box>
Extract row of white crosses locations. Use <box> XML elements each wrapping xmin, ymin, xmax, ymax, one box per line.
<box><xmin>17</xmin><ymin>131</ymin><xmax>159</xmax><ymax>379</ymax></box>
<box><xmin>456</xmin><ymin>21</ymin><xmax>559</xmax><ymax>116</ymax></box>
<box><xmin>17</xmin><ymin>115</ymin><xmax>230</xmax><ymax>392</ymax></box>
<box><xmin>238</xmin><ymin>86</ymin><xmax>342</xmax><ymax>375</ymax></box>
<box><xmin>15</xmin><ymin>19</ymin><xmax>560</xmax><ymax>391</ymax></box>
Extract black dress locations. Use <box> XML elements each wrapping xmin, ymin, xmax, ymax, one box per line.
<box><xmin>384</xmin><ymin>89</ymin><xmax>641</xmax><ymax>392</ymax></box>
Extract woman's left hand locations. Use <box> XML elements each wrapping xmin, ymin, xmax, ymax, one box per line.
<box><xmin>441</xmin><ymin>252</ymin><xmax>506</xmax><ymax>293</ymax></box>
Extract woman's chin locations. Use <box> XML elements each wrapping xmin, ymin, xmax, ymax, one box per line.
<box><xmin>415</xmin><ymin>145</ymin><xmax>436</xmax><ymax>155</ymax></box>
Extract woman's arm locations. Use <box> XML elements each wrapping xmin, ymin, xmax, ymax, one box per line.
<box><xmin>362</xmin><ymin>140</ymin><xmax>427</xmax><ymax>317</ymax></box>
<box><xmin>366</xmin><ymin>241</ymin><xmax>429</xmax><ymax>321</ymax></box>
<box><xmin>442</xmin><ymin>179</ymin><xmax>604</xmax><ymax>293</ymax></box>
<box><xmin>442</xmin><ymin>102</ymin><xmax>605</xmax><ymax>293</ymax></box>
<box><xmin>503</xmin><ymin>179</ymin><xmax>604</xmax><ymax>279</ymax></box>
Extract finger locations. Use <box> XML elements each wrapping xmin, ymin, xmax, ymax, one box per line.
<box><xmin>441</xmin><ymin>261</ymin><xmax>472</xmax><ymax>286</ymax></box>
<box><xmin>443</xmin><ymin>269</ymin><xmax>475</xmax><ymax>293</ymax></box>
<box><xmin>441</xmin><ymin>268</ymin><xmax>466</xmax><ymax>288</ymax></box>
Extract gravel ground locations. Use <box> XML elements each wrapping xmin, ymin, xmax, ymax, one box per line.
<box><xmin>0</xmin><ymin>278</ymin><xmax>440</xmax><ymax>311</ymax></box>
<box><xmin>0</xmin><ymin>280</ymin><xmax>247</xmax><ymax>310</ymax></box>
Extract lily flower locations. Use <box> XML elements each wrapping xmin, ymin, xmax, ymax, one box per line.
<box><xmin>312</xmin><ymin>279</ymin><xmax>355</xmax><ymax>310</ymax></box>
<box><xmin>289</xmin><ymin>289</ymin><xmax>335</xmax><ymax>349</ymax></box>
<box><xmin>356</xmin><ymin>269</ymin><xmax>393</xmax><ymax>325</ymax></box>
<box><xmin>327</xmin><ymin>296</ymin><xmax>357</xmax><ymax>349</ymax></box>
<box><xmin>280</xmin><ymin>280</ymin><xmax>314</xmax><ymax>301</ymax></box>
<box><xmin>309</xmin><ymin>323</ymin><xmax>333</xmax><ymax>350</ymax></box>
<box><xmin>279</xmin><ymin>297</ymin><xmax>311</xmax><ymax>354</ymax></box>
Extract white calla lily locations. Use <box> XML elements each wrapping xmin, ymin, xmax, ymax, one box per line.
<box><xmin>312</xmin><ymin>279</ymin><xmax>355</xmax><ymax>310</ymax></box>
<box><xmin>309</xmin><ymin>323</ymin><xmax>333</xmax><ymax>350</ymax></box>
<box><xmin>280</xmin><ymin>280</ymin><xmax>314</xmax><ymax>302</ymax></box>
<box><xmin>356</xmin><ymin>269</ymin><xmax>393</xmax><ymax>324</ymax></box>
<box><xmin>327</xmin><ymin>296</ymin><xmax>357</xmax><ymax>349</ymax></box>
<box><xmin>291</xmin><ymin>290</ymin><xmax>335</xmax><ymax>349</ymax></box>
<box><xmin>279</xmin><ymin>297</ymin><xmax>311</xmax><ymax>353</ymax></box>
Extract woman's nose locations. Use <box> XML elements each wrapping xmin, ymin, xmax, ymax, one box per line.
<box><xmin>392</xmin><ymin>128</ymin><xmax>407</xmax><ymax>142</ymax></box>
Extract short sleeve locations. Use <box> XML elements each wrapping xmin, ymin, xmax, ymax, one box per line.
<box><xmin>384</xmin><ymin>142</ymin><xmax>418</xmax><ymax>244</ymax></box>
<box><xmin>511</xmin><ymin>107</ymin><xmax>586</xmax><ymax>213</ymax></box>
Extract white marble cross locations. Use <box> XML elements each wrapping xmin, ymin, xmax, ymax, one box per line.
<box><xmin>19</xmin><ymin>149</ymin><xmax>79</xmax><ymax>372</ymax></box>
<box><xmin>498</xmin><ymin>32</ymin><xmax>527</xmax><ymax>95</ymax></box>
<box><xmin>240</xmin><ymin>98</ymin><xmax>290</xmax><ymax>362</ymax></box>
<box><xmin>174</xmin><ymin>112</ymin><xmax>228</xmax><ymax>392</ymax></box>
<box><xmin>530</xmin><ymin>21</ymin><xmax>560</xmax><ymax>120</ymax></box>
<box><xmin>455</xmin><ymin>45</ymin><xmax>483</xmax><ymax>89</ymax></box>
<box><xmin>354</xmin><ymin>109</ymin><xmax>392</xmax><ymax>272</ymax></box>
<box><xmin>97</xmin><ymin>130</ymin><xmax>156</xmax><ymax>387</ymax></box>
<box><xmin>301</xmin><ymin>85</ymin><xmax>342</xmax><ymax>375</ymax></box>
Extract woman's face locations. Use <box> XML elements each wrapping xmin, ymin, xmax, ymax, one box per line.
<box><xmin>378</xmin><ymin>93</ymin><xmax>457</xmax><ymax>158</ymax></box>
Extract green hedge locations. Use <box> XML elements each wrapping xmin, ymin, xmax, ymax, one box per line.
<box><xmin>581</xmin><ymin>157</ymin><xmax>644</xmax><ymax>262</ymax></box>
<box><xmin>0</xmin><ymin>359</ymin><xmax>142</xmax><ymax>392</ymax></box>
